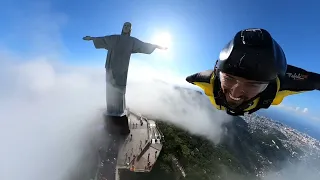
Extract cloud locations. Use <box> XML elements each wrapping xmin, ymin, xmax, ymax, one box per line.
<box><xmin>0</xmin><ymin>53</ymin><xmax>108</xmax><ymax>180</ymax></box>
<box><xmin>302</xmin><ymin>107</ymin><xmax>308</xmax><ymax>113</ymax></box>
<box><xmin>0</xmin><ymin>48</ymin><xmax>234</xmax><ymax>180</ymax></box>
<box><xmin>295</xmin><ymin>107</ymin><xmax>308</xmax><ymax>113</ymax></box>
<box><xmin>126</xmin><ymin>63</ymin><xmax>233</xmax><ymax>142</ymax></box>
<box><xmin>277</xmin><ymin>104</ymin><xmax>309</xmax><ymax>114</ymax></box>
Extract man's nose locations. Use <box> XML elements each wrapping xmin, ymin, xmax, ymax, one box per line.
<box><xmin>229</xmin><ymin>83</ymin><xmax>245</xmax><ymax>97</ymax></box>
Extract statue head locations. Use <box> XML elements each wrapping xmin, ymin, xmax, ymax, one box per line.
<box><xmin>121</xmin><ymin>22</ymin><xmax>132</xmax><ymax>36</ymax></box>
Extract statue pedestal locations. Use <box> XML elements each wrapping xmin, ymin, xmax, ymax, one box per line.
<box><xmin>104</xmin><ymin>113</ymin><xmax>130</xmax><ymax>135</ymax></box>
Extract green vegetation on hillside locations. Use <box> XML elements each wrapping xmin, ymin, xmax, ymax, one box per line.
<box><xmin>153</xmin><ymin>121</ymin><xmax>255</xmax><ymax>180</ymax></box>
<box><xmin>134</xmin><ymin>117</ymin><xmax>297</xmax><ymax>180</ymax></box>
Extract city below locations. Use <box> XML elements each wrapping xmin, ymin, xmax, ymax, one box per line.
<box><xmin>244</xmin><ymin>113</ymin><xmax>320</xmax><ymax>161</ymax></box>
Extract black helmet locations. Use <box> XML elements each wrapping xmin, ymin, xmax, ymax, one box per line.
<box><xmin>216</xmin><ymin>28</ymin><xmax>287</xmax><ymax>82</ymax></box>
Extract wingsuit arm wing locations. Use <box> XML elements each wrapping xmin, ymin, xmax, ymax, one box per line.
<box><xmin>308</xmin><ymin>71</ymin><xmax>320</xmax><ymax>90</ymax></box>
<box><xmin>186</xmin><ymin>70</ymin><xmax>218</xmax><ymax>107</ymax></box>
<box><xmin>92</xmin><ymin>35</ymin><xmax>118</xmax><ymax>50</ymax></box>
<box><xmin>132</xmin><ymin>38</ymin><xmax>158</xmax><ymax>54</ymax></box>
<box><xmin>271</xmin><ymin>64</ymin><xmax>320</xmax><ymax>105</ymax></box>
<box><xmin>280</xmin><ymin>64</ymin><xmax>320</xmax><ymax>91</ymax></box>
<box><xmin>186</xmin><ymin>70</ymin><xmax>214</xmax><ymax>84</ymax></box>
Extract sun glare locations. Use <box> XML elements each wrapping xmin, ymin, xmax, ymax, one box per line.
<box><xmin>152</xmin><ymin>32</ymin><xmax>172</xmax><ymax>48</ymax></box>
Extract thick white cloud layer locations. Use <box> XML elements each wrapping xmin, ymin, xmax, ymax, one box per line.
<box><xmin>0</xmin><ymin>54</ymin><xmax>107</xmax><ymax>180</ymax></box>
<box><xmin>0</xmin><ymin>50</ymin><xmax>233</xmax><ymax>180</ymax></box>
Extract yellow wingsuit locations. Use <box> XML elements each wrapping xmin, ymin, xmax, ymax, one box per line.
<box><xmin>186</xmin><ymin>64</ymin><xmax>320</xmax><ymax>115</ymax></box>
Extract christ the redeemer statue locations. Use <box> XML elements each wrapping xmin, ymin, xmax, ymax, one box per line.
<box><xmin>83</xmin><ymin>22</ymin><xmax>167</xmax><ymax>135</ymax></box>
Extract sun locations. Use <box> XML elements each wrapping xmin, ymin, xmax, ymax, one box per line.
<box><xmin>151</xmin><ymin>32</ymin><xmax>172</xmax><ymax>48</ymax></box>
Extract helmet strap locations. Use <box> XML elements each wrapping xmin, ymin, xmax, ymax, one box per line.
<box><xmin>213</xmin><ymin>60</ymin><xmax>219</xmax><ymax>76</ymax></box>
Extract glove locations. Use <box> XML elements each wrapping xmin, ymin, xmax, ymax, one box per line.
<box><xmin>83</xmin><ymin>36</ymin><xmax>93</xmax><ymax>41</ymax></box>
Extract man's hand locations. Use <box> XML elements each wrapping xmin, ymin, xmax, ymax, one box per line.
<box><xmin>83</xmin><ymin>36</ymin><xmax>93</xmax><ymax>41</ymax></box>
<box><xmin>156</xmin><ymin>45</ymin><xmax>168</xmax><ymax>50</ymax></box>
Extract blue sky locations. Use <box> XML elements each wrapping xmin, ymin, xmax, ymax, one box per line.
<box><xmin>1</xmin><ymin>0</ymin><xmax>320</xmax><ymax>120</ymax></box>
